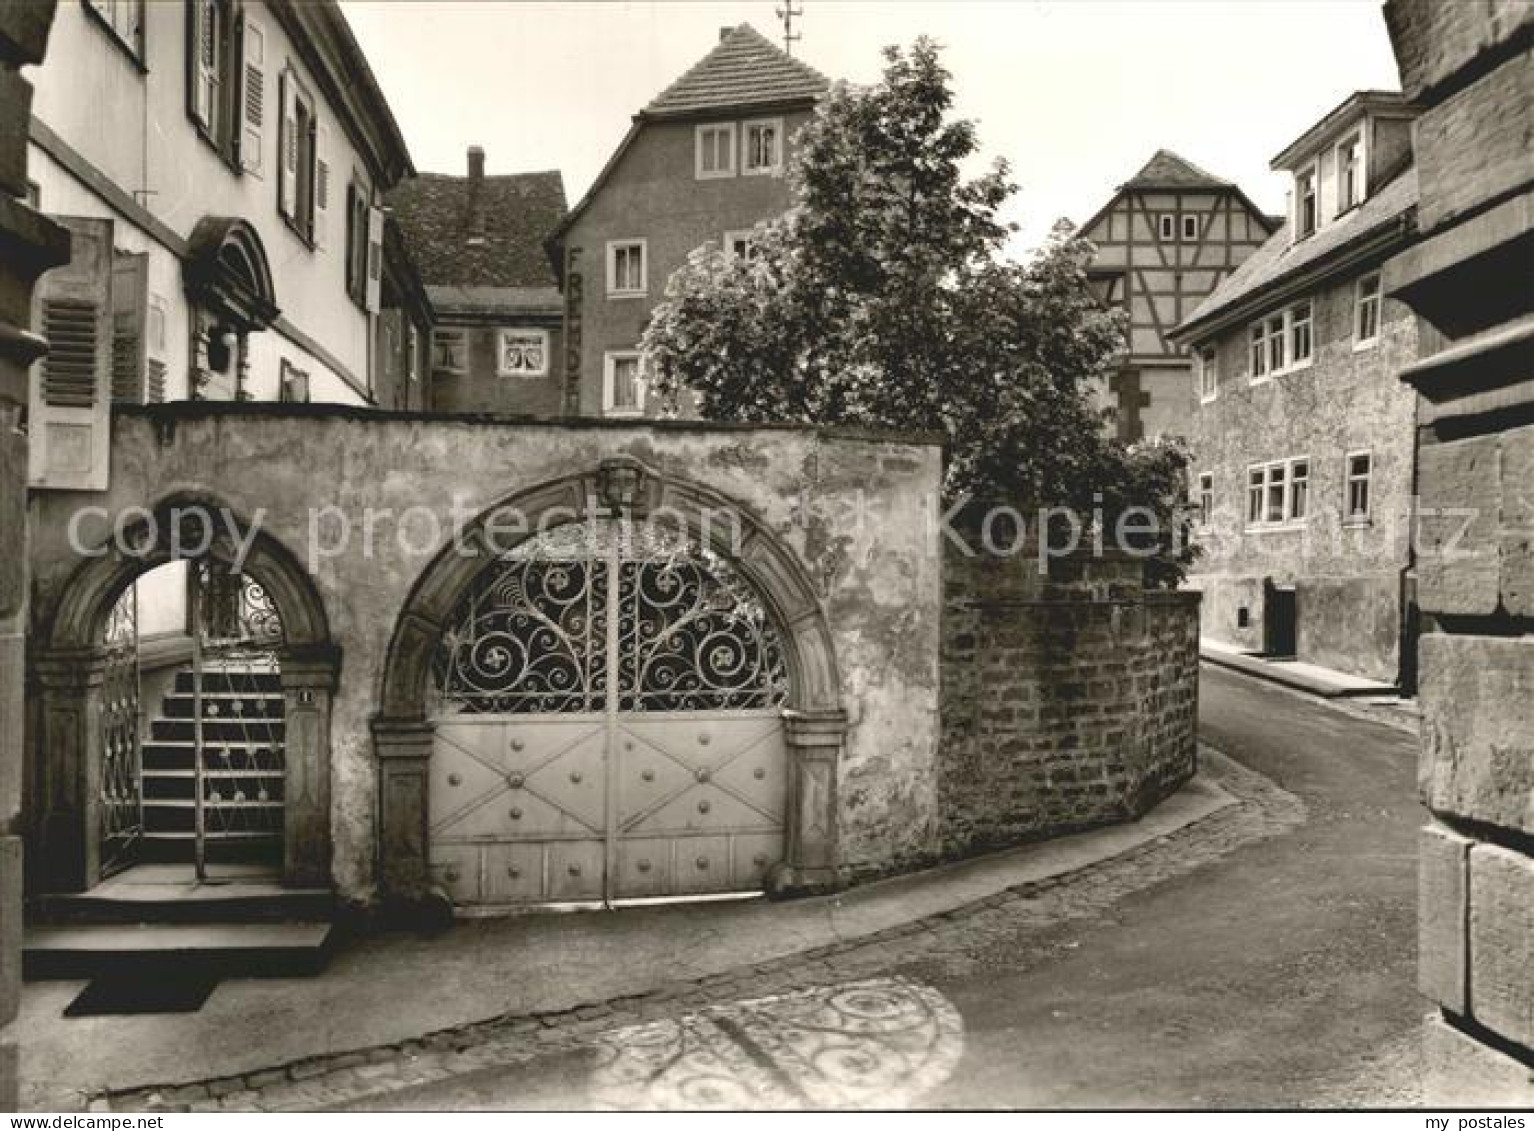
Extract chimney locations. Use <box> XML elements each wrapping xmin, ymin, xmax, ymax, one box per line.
<box><xmin>719</xmin><ymin>26</ymin><xmax>733</xmax><ymax>42</ymax></box>
<box><xmin>465</xmin><ymin>145</ymin><xmax>486</xmax><ymax>247</ymax></box>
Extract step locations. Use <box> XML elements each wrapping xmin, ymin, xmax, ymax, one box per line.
<box><xmin>142</xmin><ymin>740</ymin><xmax>286</xmax><ymax>771</ymax></box>
<box><xmin>33</xmin><ymin>869</ymin><xmax>335</xmax><ymax>925</ymax></box>
<box><xmin>23</xmin><ymin>920</ymin><xmax>337</xmax><ymax>980</ymax></box>
<box><xmin>160</xmin><ymin>694</ymin><xmax>285</xmax><ymax>720</ymax></box>
<box><xmin>149</xmin><ymin>719</ymin><xmax>286</xmax><ymax>743</ymax></box>
<box><xmin>175</xmin><ymin>670</ymin><xmax>282</xmax><ymax>694</ymax></box>
<box><xmin>141</xmin><ymin>771</ymin><xmax>285</xmax><ymax>803</ymax></box>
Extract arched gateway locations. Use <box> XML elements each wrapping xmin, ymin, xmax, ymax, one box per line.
<box><xmin>374</xmin><ymin>459</ymin><xmax>848</xmax><ymax>911</ymax></box>
<box><xmin>33</xmin><ymin>497</ymin><xmax>337</xmax><ymax>892</ymax></box>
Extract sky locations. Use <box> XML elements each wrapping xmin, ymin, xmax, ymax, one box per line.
<box><xmin>342</xmin><ymin>0</ymin><xmax>1403</xmax><ymax>257</ymax></box>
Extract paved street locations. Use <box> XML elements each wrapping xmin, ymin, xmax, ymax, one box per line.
<box><xmin>286</xmin><ymin>666</ymin><xmax>1424</xmax><ymax>1111</ymax></box>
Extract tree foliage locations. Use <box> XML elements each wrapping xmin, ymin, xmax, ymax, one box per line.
<box><xmin>642</xmin><ymin>39</ymin><xmax>1195</xmax><ymax>582</ymax></box>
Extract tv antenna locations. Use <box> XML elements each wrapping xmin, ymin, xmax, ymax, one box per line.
<box><xmin>776</xmin><ymin>1</ymin><xmax>802</xmax><ymax>55</ymax></box>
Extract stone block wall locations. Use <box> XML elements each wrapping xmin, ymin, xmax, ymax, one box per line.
<box><xmin>937</xmin><ymin>547</ymin><xmax>1200</xmax><ymax>859</ymax></box>
<box><xmin>0</xmin><ymin>0</ymin><xmax>67</xmax><ymax>1111</ymax></box>
<box><xmin>1385</xmin><ymin>0</ymin><xmax>1534</xmax><ymax>1104</ymax></box>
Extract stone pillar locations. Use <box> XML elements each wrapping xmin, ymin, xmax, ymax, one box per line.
<box><xmin>277</xmin><ymin>645</ymin><xmax>339</xmax><ymax>888</ymax></box>
<box><xmin>1383</xmin><ymin>0</ymin><xmax>1534</xmax><ymax>1105</ymax></box>
<box><xmin>0</xmin><ymin>1</ymin><xmax>67</xmax><ymax>1109</ymax></box>
<box><xmin>372</xmin><ymin>718</ymin><xmax>447</xmax><ymax>922</ymax></box>
<box><xmin>766</xmin><ymin>707</ymin><xmax>846</xmax><ymax>897</ymax></box>
<box><xmin>30</xmin><ymin>650</ymin><xmax>107</xmax><ymax>895</ymax></box>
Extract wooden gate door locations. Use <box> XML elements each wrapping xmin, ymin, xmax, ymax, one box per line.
<box><xmin>428</xmin><ymin>520</ymin><xmax>791</xmax><ymax>909</ymax></box>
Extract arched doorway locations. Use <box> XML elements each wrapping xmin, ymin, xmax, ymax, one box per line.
<box><xmin>375</xmin><ymin>459</ymin><xmax>848</xmax><ymax>913</ymax></box>
<box><xmin>428</xmin><ymin>516</ymin><xmax>793</xmax><ymax>907</ymax></box>
<box><xmin>33</xmin><ymin>500</ymin><xmax>337</xmax><ymax>894</ymax></box>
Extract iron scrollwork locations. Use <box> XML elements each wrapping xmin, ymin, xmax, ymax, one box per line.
<box><xmin>433</xmin><ymin>519</ymin><xmax>789</xmax><ymax>715</ymax></box>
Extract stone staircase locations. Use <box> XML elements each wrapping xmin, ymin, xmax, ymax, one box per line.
<box><xmin>25</xmin><ymin>664</ymin><xmax>338</xmax><ymax>983</ymax></box>
<box><xmin>139</xmin><ymin>665</ymin><xmax>286</xmax><ymax>865</ymax></box>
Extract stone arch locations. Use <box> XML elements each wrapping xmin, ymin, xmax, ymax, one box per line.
<box><xmin>33</xmin><ymin>493</ymin><xmax>338</xmax><ymax>891</ymax></box>
<box><xmin>373</xmin><ymin>458</ymin><xmax>846</xmax><ymax>910</ymax></box>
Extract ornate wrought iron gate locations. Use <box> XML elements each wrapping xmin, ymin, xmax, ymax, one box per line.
<box><xmin>100</xmin><ymin>586</ymin><xmax>143</xmax><ymax>877</ymax></box>
<box><xmin>184</xmin><ymin>561</ymin><xmax>287</xmax><ymax>877</ymax></box>
<box><xmin>428</xmin><ymin>520</ymin><xmax>791</xmax><ymax>908</ymax></box>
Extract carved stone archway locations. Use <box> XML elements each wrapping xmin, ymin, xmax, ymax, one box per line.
<box><xmin>33</xmin><ymin>495</ymin><xmax>337</xmax><ymax>891</ymax></box>
<box><xmin>374</xmin><ymin>458</ymin><xmax>846</xmax><ymax>912</ymax></box>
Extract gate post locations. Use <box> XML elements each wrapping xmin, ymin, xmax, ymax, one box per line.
<box><xmin>372</xmin><ymin>718</ymin><xmax>445</xmax><ymax>921</ymax></box>
<box><xmin>30</xmin><ymin>648</ymin><xmax>108</xmax><ymax>892</ymax></box>
<box><xmin>277</xmin><ymin>644</ymin><xmax>339</xmax><ymax>887</ymax></box>
<box><xmin>769</xmin><ymin>706</ymin><xmax>847</xmax><ymax>897</ymax></box>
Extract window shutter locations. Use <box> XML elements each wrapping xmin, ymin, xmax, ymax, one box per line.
<box><xmin>238</xmin><ymin>13</ymin><xmax>265</xmax><ymax>175</ymax></box>
<box><xmin>29</xmin><ymin>216</ymin><xmax>114</xmax><ymax>491</ymax></box>
<box><xmin>188</xmin><ymin>0</ymin><xmax>211</xmax><ymax>129</ymax></box>
<box><xmin>313</xmin><ymin>121</ymin><xmax>331</xmax><ymax>248</ymax></box>
<box><xmin>110</xmin><ymin>251</ymin><xmax>148</xmax><ymax>404</ymax></box>
<box><xmin>278</xmin><ymin>71</ymin><xmax>298</xmax><ymax>221</ymax></box>
<box><xmin>364</xmin><ymin>205</ymin><xmax>384</xmax><ymax>313</ymax></box>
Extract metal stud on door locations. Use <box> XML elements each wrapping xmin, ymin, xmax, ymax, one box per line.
<box><xmin>429</xmin><ymin>518</ymin><xmax>790</xmax><ymax>908</ymax></box>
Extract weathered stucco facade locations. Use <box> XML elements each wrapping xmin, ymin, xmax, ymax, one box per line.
<box><xmin>26</xmin><ymin>406</ymin><xmax>944</xmax><ymax>903</ymax></box>
<box><xmin>1384</xmin><ymin>0</ymin><xmax>1534</xmax><ymax>1103</ymax></box>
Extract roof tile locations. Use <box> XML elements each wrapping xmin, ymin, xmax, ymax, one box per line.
<box><xmin>643</xmin><ymin>23</ymin><xmax>828</xmax><ymax>117</ymax></box>
<box><xmin>387</xmin><ymin>168</ymin><xmax>567</xmax><ymax>299</ymax></box>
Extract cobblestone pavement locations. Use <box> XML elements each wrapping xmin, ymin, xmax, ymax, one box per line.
<box><xmin>103</xmin><ymin>743</ymin><xmax>1305</xmax><ymax>1113</ymax></box>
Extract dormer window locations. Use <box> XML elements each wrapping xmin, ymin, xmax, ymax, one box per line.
<box><xmin>1296</xmin><ymin>165</ymin><xmax>1318</xmax><ymax>238</ymax></box>
<box><xmin>1336</xmin><ymin>133</ymin><xmax>1362</xmax><ymax>213</ymax></box>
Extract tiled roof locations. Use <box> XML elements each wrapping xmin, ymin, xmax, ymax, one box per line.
<box><xmin>387</xmin><ymin>169</ymin><xmax>566</xmax><ymax>295</ymax></box>
<box><xmin>643</xmin><ymin>24</ymin><xmax>829</xmax><ymax>118</ymax></box>
<box><xmin>1122</xmin><ymin>149</ymin><xmax>1231</xmax><ymax>190</ymax></box>
<box><xmin>1177</xmin><ymin>164</ymin><xmax>1418</xmax><ymax>337</ymax></box>
<box><xmin>425</xmin><ymin>285</ymin><xmax>561</xmax><ymax>317</ymax></box>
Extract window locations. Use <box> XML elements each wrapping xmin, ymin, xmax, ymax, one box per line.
<box><xmin>1337</xmin><ymin>133</ymin><xmax>1362</xmax><ymax>213</ymax></box>
<box><xmin>607</xmin><ymin>239</ymin><xmax>646</xmax><ymax>296</ymax></box>
<box><xmin>603</xmin><ymin>351</ymin><xmax>645</xmax><ymax>415</ymax></box>
<box><xmin>724</xmin><ymin>229</ymin><xmax>757</xmax><ymax>260</ymax></box>
<box><xmin>497</xmin><ymin>329</ymin><xmax>549</xmax><ymax>377</ymax></box>
<box><xmin>85</xmin><ymin>0</ymin><xmax>145</xmax><ymax>61</ymax></box>
<box><xmin>1296</xmin><ymin>165</ymin><xmax>1318</xmax><ymax>238</ymax></box>
<box><xmin>1345</xmin><ymin>451</ymin><xmax>1373</xmax><ymax>522</ymax></box>
<box><xmin>1354</xmin><ymin>273</ymin><xmax>1382</xmax><ymax>347</ymax></box>
<box><xmin>278</xmin><ymin>70</ymin><xmax>321</xmax><ymax>243</ymax></box>
<box><xmin>1198</xmin><ymin>345</ymin><xmax>1218</xmax><ymax>402</ymax></box>
<box><xmin>743</xmin><ymin>118</ymin><xmax>782</xmax><ymax>175</ymax></box>
<box><xmin>1182</xmin><ymin>214</ymin><xmax>1199</xmax><ymax>241</ymax></box>
<box><xmin>1249</xmin><ymin>301</ymin><xmax>1314</xmax><ymax>380</ymax></box>
<box><xmin>278</xmin><ymin>359</ymin><xmax>310</xmax><ymax>403</ymax></box>
<box><xmin>695</xmin><ymin>123</ymin><xmax>736</xmax><ymax>179</ymax></box>
<box><xmin>1290</xmin><ymin>300</ymin><xmax>1313</xmax><ymax>366</ymax></box>
<box><xmin>1247</xmin><ymin>458</ymin><xmax>1310</xmax><ymax>527</ymax></box>
<box><xmin>345</xmin><ymin>180</ymin><xmax>370</xmax><ymax>307</ymax></box>
<box><xmin>432</xmin><ymin>328</ymin><xmax>467</xmax><ymax>374</ymax></box>
<box><xmin>406</xmin><ymin>322</ymin><xmax>420</xmax><ymax>383</ymax></box>
<box><xmin>1249</xmin><ymin>324</ymin><xmax>1267</xmax><ymax>381</ymax></box>
<box><xmin>1197</xmin><ymin>473</ymin><xmax>1213</xmax><ymax>528</ymax></box>
<box><xmin>1158</xmin><ymin>214</ymin><xmax>1175</xmax><ymax>241</ymax></box>
<box><xmin>188</xmin><ymin>0</ymin><xmax>232</xmax><ymax>149</ymax></box>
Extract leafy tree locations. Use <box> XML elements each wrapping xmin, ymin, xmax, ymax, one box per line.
<box><xmin>642</xmin><ymin>39</ymin><xmax>1194</xmax><ymax>582</ymax></box>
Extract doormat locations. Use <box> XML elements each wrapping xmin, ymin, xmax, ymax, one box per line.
<box><xmin>64</xmin><ymin>972</ymin><xmax>219</xmax><ymax>1016</ymax></box>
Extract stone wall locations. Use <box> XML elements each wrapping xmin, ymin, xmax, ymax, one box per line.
<box><xmin>1189</xmin><ymin>262</ymin><xmax>1420</xmax><ymax>683</ymax></box>
<box><xmin>27</xmin><ymin>408</ymin><xmax>944</xmax><ymax>901</ymax></box>
<box><xmin>937</xmin><ymin>547</ymin><xmax>1200</xmax><ymax>861</ymax></box>
<box><xmin>1385</xmin><ymin>0</ymin><xmax>1534</xmax><ymax>1104</ymax></box>
<box><xmin>0</xmin><ymin>1</ymin><xmax>68</xmax><ymax>1110</ymax></box>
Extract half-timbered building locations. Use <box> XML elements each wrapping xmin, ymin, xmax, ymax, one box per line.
<box><xmin>1079</xmin><ymin>151</ymin><xmax>1278</xmax><ymax>441</ymax></box>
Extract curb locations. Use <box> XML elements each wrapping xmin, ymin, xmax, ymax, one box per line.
<box><xmin>95</xmin><ymin>749</ymin><xmax>1299</xmax><ymax>1113</ymax></box>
